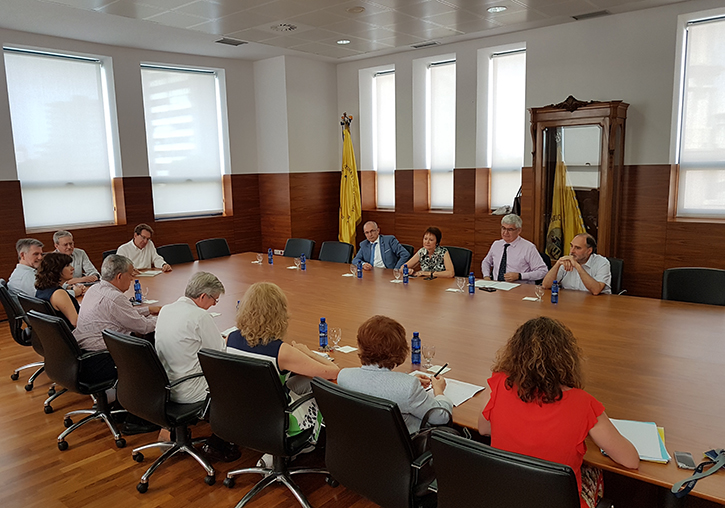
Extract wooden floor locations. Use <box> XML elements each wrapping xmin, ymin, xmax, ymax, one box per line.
<box><xmin>0</xmin><ymin>325</ymin><xmax>375</xmax><ymax>508</ymax></box>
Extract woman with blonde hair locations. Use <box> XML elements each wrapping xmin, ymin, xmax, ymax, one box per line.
<box><xmin>478</xmin><ymin>316</ymin><xmax>639</xmax><ymax>508</ymax></box>
<box><xmin>226</xmin><ymin>282</ymin><xmax>338</xmax><ymax>465</ymax></box>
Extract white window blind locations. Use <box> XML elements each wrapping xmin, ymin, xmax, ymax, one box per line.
<box><xmin>489</xmin><ymin>50</ymin><xmax>526</xmax><ymax>209</ymax></box>
<box><xmin>677</xmin><ymin>17</ymin><xmax>725</xmax><ymax>218</ymax></box>
<box><xmin>3</xmin><ymin>48</ymin><xmax>117</xmax><ymax>229</ymax></box>
<box><xmin>373</xmin><ymin>71</ymin><xmax>396</xmax><ymax>208</ymax></box>
<box><xmin>141</xmin><ymin>65</ymin><xmax>227</xmax><ymax>219</ymax></box>
<box><xmin>427</xmin><ymin>60</ymin><xmax>455</xmax><ymax>209</ymax></box>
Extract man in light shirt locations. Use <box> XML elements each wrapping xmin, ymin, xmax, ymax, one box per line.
<box><xmin>116</xmin><ymin>224</ymin><xmax>171</xmax><ymax>272</ymax></box>
<box><xmin>352</xmin><ymin>221</ymin><xmax>410</xmax><ymax>270</ymax></box>
<box><xmin>481</xmin><ymin>214</ymin><xmax>548</xmax><ymax>283</ymax></box>
<box><xmin>53</xmin><ymin>230</ymin><xmax>99</xmax><ymax>284</ymax></box>
<box><xmin>542</xmin><ymin>233</ymin><xmax>611</xmax><ymax>295</ymax></box>
<box><xmin>8</xmin><ymin>238</ymin><xmax>44</xmax><ymax>297</ymax></box>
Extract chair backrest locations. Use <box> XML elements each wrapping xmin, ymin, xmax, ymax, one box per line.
<box><xmin>662</xmin><ymin>267</ymin><xmax>725</xmax><ymax>305</ymax></box>
<box><xmin>539</xmin><ymin>251</ymin><xmax>552</xmax><ymax>270</ymax></box>
<box><xmin>25</xmin><ymin>310</ymin><xmax>82</xmax><ymax>391</ymax></box>
<box><xmin>102</xmin><ymin>249</ymin><xmax>117</xmax><ymax>260</ymax></box>
<box><xmin>401</xmin><ymin>244</ymin><xmax>415</xmax><ymax>258</ymax></box>
<box><xmin>156</xmin><ymin>243</ymin><xmax>195</xmax><ymax>265</ymax></box>
<box><xmin>18</xmin><ymin>293</ymin><xmax>59</xmax><ymax>356</ymax></box>
<box><xmin>430</xmin><ymin>431</ymin><xmax>581</xmax><ymax>508</ymax></box>
<box><xmin>607</xmin><ymin>257</ymin><xmax>624</xmax><ymax>295</ymax></box>
<box><xmin>311</xmin><ymin>377</ymin><xmax>418</xmax><ymax>508</ymax></box>
<box><xmin>195</xmin><ymin>238</ymin><xmax>231</xmax><ymax>260</ymax></box>
<box><xmin>442</xmin><ymin>246</ymin><xmax>473</xmax><ymax>277</ymax></box>
<box><xmin>0</xmin><ymin>278</ymin><xmax>31</xmax><ymax>347</ymax></box>
<box><xmin>283</xmin><ymin>238</ymin><xmax>315</xmax><ymax>259</ymax></box>
<box><xmin>318</xmin><ymin>241</ymin><xmax>354</xmax><ymax>264</ymax></box>
<box><xmin>198</xmin><ymin>349</ymin><xmax>290</xmax><ymax>456</ymax></box>
<box><xmin>103</xmin><ymin>330</ymin><xmax>171</xmax><ymax>427</ymax></box>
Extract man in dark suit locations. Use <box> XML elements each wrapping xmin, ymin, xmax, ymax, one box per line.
<box><xmin>352</xmin><ymin>221</ymin><xmax>410</xmax><ymax>270</ymax></box>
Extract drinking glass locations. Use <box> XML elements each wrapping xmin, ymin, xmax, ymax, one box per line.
<box><xmin>422</xmin><ymin>345</ymin><xmax>436</xmax><ymax>369</ymax></box>
<box><xmin>329</xmin><ymin>327</ymin><xmax>342</xmax><ymax>351</ymax></box>
<box><xmin>255</xmin><ymin>253</ymin><xmax>263</xmax><ymax>264</ymax></box>
<box><xmin>350</xmin><ymin>264</ymin><xmax>357</xmax><ymax>276</ymax></box>
<box><xmin>456</xmin><ymin>277</ymin><xmax>466</xmax><ymax>292</ymax></box>
<box><xmin>294</xmin><ymin>257</ymin><xmax>301</xmax><ymax>269</ymax></box>
<box><xmin>535</xmin><ymin>285</ymin><xmax>545</xmax><ymax>301</ymax></box>
<box><xmin>393</xmin><ymin>268</ymin><xmax>401</xmax><ymax>281</ymax></box>
<box><xmin>143</xmin><ymin>286</ymin><xmax>150</xmax><ymax>303</ymax></box>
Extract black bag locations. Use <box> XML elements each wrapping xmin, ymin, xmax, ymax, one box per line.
<box><xmin>512</xmin><ymin>186</ymin><xmax>522</xmax><ymax>216</ymax></box>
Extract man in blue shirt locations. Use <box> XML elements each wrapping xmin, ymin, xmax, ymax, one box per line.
<box><xmin>352</xmin><ymin>221</ymin><xmax>410</xmax><ymax>271</ymax></box>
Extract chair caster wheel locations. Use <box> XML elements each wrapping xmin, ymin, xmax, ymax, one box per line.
<box><xmin>116</xmin><ymin>438</ymin><xmax>126</xmax><ymax>448</ymax></box>
<box><xmin>136</xmin><ymin>482</ymin><xmax>148</xmax><ymax>493</ymax></box>
<box><xmin>326</xmin><ymin>476</ymin><xmax>339</xmax><ymax>487</ymax></box>
<box><xmin>11</xmin><ymin>372</ymin><xmax>19</xmax><ymax>381</ymax></box>
<box><xmin>223</xmin><ymin>477</ymin><xmax>235</xmax><ymax>488</ymax></box>
<box><xmin>133</xmin><ymin>452</ymin><xmax>144</xmax><ymax>462</ymax></box>
<box><xmin>25</xmin><ymin>383</ymin><xmax>33</xmax><ymax>391</ymax></box>
<box><xmin>48</xmin><ymin>387</ymin><xmax>56</xmax><ymax>396</ymax></box>
<box><xmin>63</xmin><ymin>417</ymin><xmax>73</xmax><ymax>428</ymax></box>
<box><xmin>205</xmin><ymin>475</ymin><xmax>215</xmax><ymax>486</ymax></box>
<box><xmin>44</xmin><ymin>405</ymin><xmax>53</xmax><ymax>414</ymax></box>
<box><xmin>58</xmin><ymin>441</ymin><xmax>68</xmax><ymax>451</ymax></box>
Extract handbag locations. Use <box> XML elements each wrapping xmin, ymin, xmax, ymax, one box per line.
<box><xmin>512</xmin><ymin>186</ymin><xmax>522</xmax><ymax>216</ymax></box>
<box><xmin>671</xmin><ymin>449</ymin><xmax>725</xmax><ymax>498</ymax></box>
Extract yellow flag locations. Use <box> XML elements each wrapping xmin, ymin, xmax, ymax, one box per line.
<box><xmin>339</xmin><ymin>125</ymin><xmax>361</xmax><ymax>247</ymax></box>
<box><xmin>545</xmin><ymin>151</ymin><xmax>586</xmax><ymax>260</ymax></box>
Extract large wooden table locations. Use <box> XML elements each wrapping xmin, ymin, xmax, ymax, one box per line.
<box><xmin>137</xmin><ymin>253</ymin><xmax>725</xmax><ymax>504</ymax></box>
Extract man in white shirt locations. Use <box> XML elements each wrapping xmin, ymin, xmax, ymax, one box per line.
<box><xmin>8</xmin><ymin>238</ymin><xmax>44</xmax><ymax>297</ymax></box>
<box><xmin>542</xmin><ymin>233</ymin><xmax>611</xmax><ymax>295</ymax></box>
<box><xmin>53</xmin><ymin>230</ymin><xmax>99</xmax><ymax>284</ymax></box>
<box><xmin>116</xmin><ymin>224</ymin><xmax>171</xmax><ymax>272</ymax></box>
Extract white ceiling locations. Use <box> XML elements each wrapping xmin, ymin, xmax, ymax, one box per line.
<box><xmin>0</xmin><ymin>0</ymin><xmax>689</xmax><ymax>62</ymax></box>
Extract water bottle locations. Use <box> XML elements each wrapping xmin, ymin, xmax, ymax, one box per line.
<box><xmin>468</xmin><ymin>271</ymin><xmax>475</xmax><ymax>294</ymax></box>
<box><xmin>411</xmin><ymin>332</ymin><xmax>421</xmax><ymax>365</ymax></box>
<box><xmin>134</xmin><ymin>279</ymin><xmax>142</xmax><ymax>303</ymax></box>
<box><xmin>267</xmin><ymin>248</ymin><xmax>273</xmax><ymax>265</ymax></box>
<box><xmin>551</xmin><ymin>280</ymin><xmax>559</xmax><ymax>304</ymax></box>
<box><xmin>318</xmin><ymin>317</ymin><xmax>328</xmax><ymax>351</ymax></box>
<box><xmin>357</xmin><ymin>260</ymin><xmax>363</xmax><ymax>279</ymax></box>
<box><xmin>300</xmin><ymin>253</ymin><xmax>306</xmax><ymax>271</ymax></box>
<box><xmin>403</xmin><ymin>264</ymin><xmax>409</xmax><ymax>284</ymax></box>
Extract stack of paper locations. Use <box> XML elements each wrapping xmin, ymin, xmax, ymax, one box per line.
<box><xmin>609</xmin><ymin>419</ymin><xmax>671</xmax><ymax>463</ymax></box>
<box><xmin>475</xmin><ymin>280</ymin><xmax>520</xmax><ymax>291</ymax></box>
<box><xmin>411</xmin><ymin>372</ymin><xmax>486</xmax><ymax>407</ymax></box>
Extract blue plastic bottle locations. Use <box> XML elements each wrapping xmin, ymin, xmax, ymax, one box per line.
<box><xmin>318</xmin><ymin>317</ymin><xmax>328</xmax><ymax>351</ymax></box>
<box><xmin>403</xmin><ymin>264</ymin><xmax>409</xmax><ymax>284</ymax></box>
<box><xmin>300</xmin><ymin>253</ymin><xmax>306</xmax><ymax>271</ymax></box>
<box><xmin>357</xmin><ymin>260</ymin><xmax>363</xmax><ymax>279</ymax></box>
<box><xmin>134</xmin><ymin>279</ymin><xmax>142</xmax><ymax>303</ymax></box>
<box><xmin>468</xmin><ymin>271</ymin><xmax>475</xmax><ymax>294</ymax></box>
<box><xmin>411</xmin><ymin>332</ymin><xmax>421</xmax><ymax>365</ymax></box>
<box><xmin>551</xmin><ymin>280</ymin><xmax>559</xmax><ymax>304</ymax></box>
<box><xmin>267</xmin><ymin>248</ymin><xmax>274</xmax><ymax>265</ymax></box>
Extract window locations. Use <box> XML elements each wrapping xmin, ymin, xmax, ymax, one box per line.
<box><xmin>427</xmin><ymin>60</ymin><xmax>456</xmax><ymax>209</ymax></box>
<box><xmin>373</xmin><ymin>71</ymin><xmax>396</xmax><ymax>208</ymax></box>
<box><xmin>3</xmin><ymin>47</ymin><xmax>118</xmax><ymax>229</ymax></box>
<box><xmin>140</xmin><ymin>65</ymin><xmax>229</xmax><ymax>219</ymax></box>
<box><xmin>488</xmin><ymin>50</ymin><xmax>526</xmax><ymax>209</ymax></box>
<box><xmin>677</xmin><ymin>16</ymin><xmax>725</xmax><ymax>218</ymax></box>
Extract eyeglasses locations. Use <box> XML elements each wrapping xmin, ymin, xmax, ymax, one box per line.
<box><xmin>206</xmin><ymin>294</ymin><xmax>219</xmax><ymax>305</ymax></box>
<box><xmin>501</xmin><ymin>226</ymin><xmax>519</xmax><ymax>233</ymax></box>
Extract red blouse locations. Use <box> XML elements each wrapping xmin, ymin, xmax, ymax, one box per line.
<box><xmin>482</xmin><ymin>371</ymin><xmax>604</xmax><ymax>508</ymax></box>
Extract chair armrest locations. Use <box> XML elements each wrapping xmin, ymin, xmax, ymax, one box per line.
<box><xmin>427</xmin><ymin>479</ymin><xmax>438</xmax><ymax>494</ymax></box>
<box><xmin>285</xmin><ymin>392</ymin><xmax>314</xmax><ymax>413</ymax></box>
<box><xmin>168</xmin><ymin>372</ymin><xmax>205</xmax><ymax>388</ymax></box>
<box><xmin>411</xmin><ymin>450</ymin><xmax>433</xmax><ymax>470</ymax></box>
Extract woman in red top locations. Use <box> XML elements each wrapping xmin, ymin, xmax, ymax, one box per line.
<box><xmin>478</xmin><ymin>317</ymin><xmax>639</xmax><ymax>508</ymax></box>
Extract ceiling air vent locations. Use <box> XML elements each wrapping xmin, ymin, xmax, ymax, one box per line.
<box><xmin>270</xmin><ymin>23</ymin><xmax>298</xmax><ymax>32</ymax></box>
<box><xmin>215</xmin><ymin>37</ymin><xmax>247</xmax><ymax>46</ymax></box>
<box><xmin>411</xmin><ymin>41</ymin><xmax>440</xmax><ymax>49</ymax></box>
<box><xmin>572</xmin><ymin>10</ymin><xmax>610</xmax><ymax>21</ymax></box>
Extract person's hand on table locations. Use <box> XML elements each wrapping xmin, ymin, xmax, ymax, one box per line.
<box><xmin>161</xmin><ymin>263</ymin><xmax>172</xmax><ymax>272</ymax></box>
<box><xmin>431</xmin><ymin>375</ymin><xmax>447</xmax><ymax>395</ymax></box>
<box><xmin>362</xmin><ymin>262</ymin><xmax>373</xmax><ymax>271</ymax></box>
<box><xmin>503</xmin><ymin>272</ymin><xmax>521</xmax><ymax>282</ymax></box>
<box><xmin>291</xmin><ymin>341</ymin><xmax>311</xmax><ymax>354</ymax></box>
<box><xmin>415</xmin><ymin>373</ymin><xmax>432</xmax><ymax>389</ymax></box>
<box><xmin>148</xmin><ymin>305</ymin><xmax>162</xmax><ymax>315</ymax></box>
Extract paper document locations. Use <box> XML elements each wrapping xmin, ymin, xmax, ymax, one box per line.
<box><xmin>391</xmin><ymin>280</ymin><xmax>403</xmax><ymax>284</ymax></box>
<box><xmin>475</xmin><ymin>280</ymin><xmax>520</xmax><ymax>291</ymax></box>
<box><xmin>136</xmin><ymin>270</ymin><xmax>162</xmax><ymax>277</ymax></box>
<box><xmin>426</xmin><ymin>365</ymin><xmax>451</xmax><ymax>375</ymax></box>
<box><xmin>445</xmin><ymin>288</ymin><xmax>462</xmax><ymax>292</ymax></box>
<box><xmin>610</xmin><ymin>419</ymin><xmax>671</xmax><ymax>463</ymax></box>
<box><xmin>335</xmin><ymin>345</ymin><xmax>358</xmax><ymax>353</ymax></box>
<box><xmin>208</xmin><ymin>312</ymin><xmax>221</xmax><ymax>317</ymax></box>
<box><xmin>409</xmin><ymin>372</ymin><xmax>485</xmax><ymax>406</ymax></box>
<box><xmin>341</xmin><ymin>273</ymin><xmax>354</xmax><ymax>277</ymax></box>
<box><xmin>221</xmin><ymin>326</ymin><xmax>238</xmax><ymax>337</ymax></box>
<box><xmin>522</xmin><ymin>297</ymin><xmax>539</xmax><ymax>302</ymax></box>
<box><xmin>287</xmin><ymin>266</ymin><xmax>298</xmax><ymax>270</ymax></box>
<box><xmin>142</xmin><ymin>299</ymin><xmax>159</xmax><ymax>304</ymax></box>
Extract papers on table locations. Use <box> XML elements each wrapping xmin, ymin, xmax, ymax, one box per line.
<box><xmin>313</xmin><ymin>350</ymin><xmax>332</xmax><ymax>360</ymax></box>
<box><xmin>475</xmin><ymin>279</ymin><xmax>520</xmax><ymax>291</ymax></box>
<box><xmin>335</xmin><ymin>345</ymin><xmax>358</xmax><ymax>353</ymax></box>
<box><xmin>445</xmin><ymin>288</ymin><xmax>463</xmax><ymax>292</ymax></box>
<box><xmin>390</xmin><ymin>279</ymin><xmax>403</xmax><ymax>283</ymax></box>
<box><xmin>221</xmin><ymin>326</ymin><xmax>238</xmax><ymax>337</ymax></box>
<box><xmin>342</xmin><ymin>273</ymin><xmax>354</xmax><ymax>277</ymax></box>
<box><xmin>287</xmin><ymin>266</ymin><xmax>298</xmax><ymax>270</ymax></box>
<box><xmin>136</xmin><ymin>270</ymin><xmax>162</xmax><ymax>277</ymax></box>
<box><xmin>142</xmin><ymin>299</ymin><xmax>159</xmax><ymax>304</ymax></box>
<box><xmin>609</xmin><ymin>419</ymin><xmax>671</xmax><ymax>463</ymax></box>
<box><xmin>427</xmin><ymin>365</ymin><xmax>451</xmax><ymax>375</ymax></box>
<box><xmin>522</xmin><ymin>296</ymin><xmax>539</xmax><ymax>302</ymax></box>
<box><xmin>410</xmin><ymin>370</ymin><xmax>486</xmax><ymax>406</ymax></box>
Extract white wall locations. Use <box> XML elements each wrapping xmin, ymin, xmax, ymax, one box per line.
<box><xmin>254</xmin><ymin>56</ymin><xmax>289</xmax><ymax>174</ymax></box>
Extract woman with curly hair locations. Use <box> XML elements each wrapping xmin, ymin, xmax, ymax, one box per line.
<box><xmin>478</xmin><ymin>316</ymin><xmax>639</xmax><ymax>508</ymax></box>
<box><xmin>35</xmin><ymin>252</ymin><xmax>80</xmax><ymax>328</ymax></box>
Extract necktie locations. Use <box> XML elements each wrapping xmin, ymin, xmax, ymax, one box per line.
<box><xmin>371</xmin><ymin>242</ymin><xmax>377</xmax><ymax>267</ymax></box>
<box><xmin>498</xmin><ymin>244</ymin><xmax>510</xmax><ymax>281</ymax></box>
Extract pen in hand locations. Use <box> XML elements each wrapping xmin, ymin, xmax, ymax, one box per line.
<box><xmin>433</xmin><ymin>363</ymin><xmax>448</xmax><ymax>377</ymax></box>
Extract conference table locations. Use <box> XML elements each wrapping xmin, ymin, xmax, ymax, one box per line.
<box><xmin>136</xmin><ymin>252</ymin><xmax>725</xmax><ymax>505</ymax></box>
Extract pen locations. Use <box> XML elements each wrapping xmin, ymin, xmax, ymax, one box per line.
<box><xmin>433</xmin><ymin>363</ymin><xmax>448</xmax><ymax>377</ymax></box>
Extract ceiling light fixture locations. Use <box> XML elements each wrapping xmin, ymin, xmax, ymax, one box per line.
<box><xmin>487</xmin><ymin>6</ymin><xmax>507</xmax><ymax>13</ymax></box>
<box><xmin>347</xmin><ymin>6</ymin><xmax>366</xmax><ymax>14</ymax></box>
<box><xmin>337</xmin><ymin>39</ymin><xmax>351</xmax><ymax>45</ymax></box>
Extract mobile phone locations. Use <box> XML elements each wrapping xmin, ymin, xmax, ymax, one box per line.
<box><xmin>478</xmin><ymin>287</ymin><xmax>497</xmax><ymax>292</ymax></box>
<box><xmin>674</xmin><ymin>451</ymin><xmax>697</xmax><ymax>470</ymax></box>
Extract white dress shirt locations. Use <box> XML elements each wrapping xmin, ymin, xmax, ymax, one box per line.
<box><xmin>556</xmin><ymin>253</ymin><xmax>612</xmax><ymax>295</ymax></box>
<box><xmin>69</xmin><ymin>248</ymin><xmax>99</xmax><ymax>278</ymax></box>
<box><xmin>370</xmin><ymin>240</ymin><xmax>385</xmax><ymax>268</ymax></box>
<box><xmin>8</xmin><ymin>264</ymin><xmax>36</xmax><ymax>297</ymax></box>
<box><xmin>116</xmin><ymin>239</ymin><xmax>166</xmax><ymax>269</ymax></box>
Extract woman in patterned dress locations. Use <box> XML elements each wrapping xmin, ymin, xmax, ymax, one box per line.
<box><xmin>405</xmin><ymin>226</ymin><xmax>455</xmax><ymax>278</ymax></box>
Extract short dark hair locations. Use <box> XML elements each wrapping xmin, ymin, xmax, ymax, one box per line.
<box><xmin>16</xmin><ymin>238</ymin><xmax>43</xmax><ymax>259</ymax></box>
<box><xmin>35</xmin><ymin>252</ymin><xmax>72</xmax><ymax>290</ymax></box>
<box><xmin>577</xmin><ymin>233</ymin><xmax>597</xmax><ymax>253</ymax></box>
<box><xmin>425</xmin><ymin>226</ymin><xmax>442</xmax><ymax>246</ymax></box>
<box><xmin>357</xmin><ymin>315</ymin><xmax>409</xmax><ymax>370</ymax></box>
<box><xmin>134</xmin><ymin>223</ymin><xmax>154</xmax><ymax>236</ymax></box>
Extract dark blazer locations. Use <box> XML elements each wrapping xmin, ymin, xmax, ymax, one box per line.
<box><xmin>352</xmin><ymin>235</ymin><xmax>410</xmax><ymax>269</ymax></box>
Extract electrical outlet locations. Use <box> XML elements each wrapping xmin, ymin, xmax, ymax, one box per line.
<box><xmin>274</xmin><ymin>249</ymin><xmax>284</xmax><ymax>255</ymax></box>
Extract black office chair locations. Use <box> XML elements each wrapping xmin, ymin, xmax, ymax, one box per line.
<box><xmin>156</xmin><ymin>243</ymin><xmax>195</xmax><ymax>264</ymax></box>
<box><xmin>430</xmin><ymin>431</ymin><xmax>613</xmax><ymax>508</ymax></box>
<box><xmin>198</xmin><ymin>349</ymin><xmax>329</xmax><ymax>508</ymax></box>
<box><xmin>25</xmin><ymin>311</ymin><xmax>126</xmax><ymax>450</ymax></box>
<box><xmin>662</xmin><ymin>267</ymin><xmax>725</xmax><ymax>305</ymax></box>
<box><xmin>102</xmin><ymin>330</ymin><xmax>215</xmax><ymax>492</ymax></box>
<box><xmin>283</xmin><ymin>238</ymin><xmax>315</xmax><ymax>259</ymax></box>
<box><xmin>443</xmin><ymin>246</ymin><xmax>473</xmax><ymax>277</ymax></box>
<box><xmin>402</xmin><ymin>244</ymin><xmax>415</xmax><ymax>258</ymax></box>
<box><xmin>606</xmin><ymin>257</ymin><xmax>625</xmax><ymax>295</ymax></box>
<box><xmin>0</xmin><ymin>279</ymin><xmax>45</xmax><ymax>391</ymax></box>
<box><xmin>17</xmin><ymin>294</ymin><xmax>68</xmax><ymax>413</ymax></box>
<box><xmin>102</xmin><ymin>249</ymin><xmax>117</xmax><ymax>260</ymax></box>
<box><xmin>540</xmin><ymin>251</ymin><xmax>552</xmax><ymax>270</ymax></box>
<box><xmin>318</xmin><ymin>241</ymin><xmax>354</xmax><ymax>263</ymax></box>
<box><xmin>195</xmin><ymin>238</ymin><xmax>231</xmax><ymax>260</ymax></box>
<box><xmin>310</xmin><ymin>377</ymin><xmax>436</xmax><ymax>508</ymax></box>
